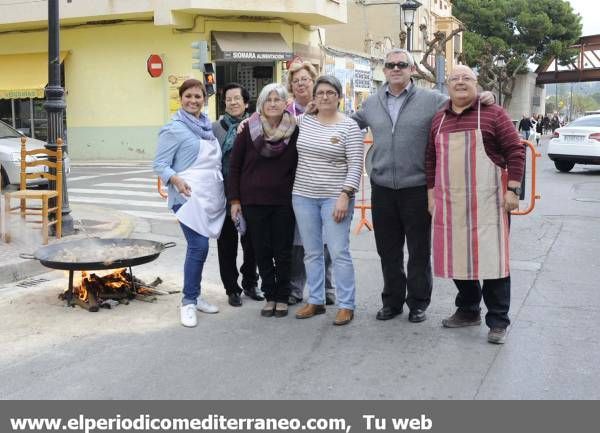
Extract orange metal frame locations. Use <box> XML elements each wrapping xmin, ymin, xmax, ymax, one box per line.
<box><xmin>353</xmin><ymin>138</ymin><xmax>541</xmax><ymax>234</ymax></box>
<box><xmin>354</xmin><ymin>139</ymin><xmax>373</xmax><ymax>234</ymax></box>
<box><xmin>511</xmin><ymin>139</ymin><xmax>541</xmax><ymax>216</ymax></box>
<box><xmin>157</xmin><ymin>177</ymin><xmax>168</xmax><ymax>199</ymax></box>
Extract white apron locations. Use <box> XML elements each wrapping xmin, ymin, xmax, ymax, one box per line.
<box><xmin>175</xmin><ymin>137</ymin><xmax>226</xmax><ymax>239</ymax></box>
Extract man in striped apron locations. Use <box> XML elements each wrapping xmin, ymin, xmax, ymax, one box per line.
<box><xmin>425</xmin><ymin>65</ymin><xmax>525</xmax><ymax>344</ymax></box>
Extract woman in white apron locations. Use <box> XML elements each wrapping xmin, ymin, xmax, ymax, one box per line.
<box><xmin>153</xmin><ymin>79</ymin><xmax>226</xmax><ymax>328</ymax></box>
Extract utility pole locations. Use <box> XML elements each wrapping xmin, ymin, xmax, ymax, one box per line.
<box><xmin>44</xmin><ymin>0</ymin><xmax>73</xmax><ymax>234</ymax></box>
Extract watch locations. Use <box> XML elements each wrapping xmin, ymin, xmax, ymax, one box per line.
<box><xmin>507</xmin><ymin>186</ymin><xmax>522</xmax><ymax>196</ymax></box>
<box><xmin>341</xmin><ymin>188</ymin><xmax>355</xmax><ymax>198</ymax></box>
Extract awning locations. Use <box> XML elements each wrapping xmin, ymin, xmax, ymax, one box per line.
<box><xmin>211</xmin><ymin>32</ymin><xmax>293</xmax><ymax>62</ymax></box>
<box><xmin>0</xmin><ymin>51</ymin><xmax>68</xmax><ymax>99</ymax></box>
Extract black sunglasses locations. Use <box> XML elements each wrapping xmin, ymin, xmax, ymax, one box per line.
<box><xmin>385</xmin><ymin>61</ymin><xmax>410</xmax><ymax>70</ymax></box>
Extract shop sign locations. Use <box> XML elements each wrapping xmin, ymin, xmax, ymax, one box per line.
<box><xmin>0</xmin><ymin>88</ymin><xmax>44</xmax><ymax>99</ymax></box>
<box><xmin>225</xmin><ymin>51</ymin><xmax>292</xmax><ymax>61</ymax></box>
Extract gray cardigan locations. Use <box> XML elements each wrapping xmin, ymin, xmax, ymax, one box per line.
<box><xmin>353</xmin><ymin>82</ymin><xmax>447</xmax><ymax>189</ymax></box>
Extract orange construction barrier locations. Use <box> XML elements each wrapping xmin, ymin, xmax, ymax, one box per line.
<box><xmin>354</xmin><ymin>138</ymin><xmax>373</xmax><ymax>234</ymax></box>
<box><xmin>157</xmin><ymin>176</ymin><xmax>168</xmax><ymax>199</ymax></box>
<box><xmin>511</xmin><ymin>139</ymin><xmax>541</xmax><ymax>216</ymax></box>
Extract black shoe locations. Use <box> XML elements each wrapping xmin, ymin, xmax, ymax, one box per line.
<box><xmin>376</xmin><ymin>306</ymin><xmax>403</xmax><ymax>320</ymax></box>
<box><xmin>287</xmin><ymin>295</ymin><xmax>302</xmax><ymax>306</ymax></box>
<box><xmin>325</xmin><ymin>292</ymin><xmax>336</xmax><ymax>306</ymax></box>
<box><xmin>228</xmin><ymin>293</ymin><xmax>242</xmax><ymax>307</ymax></box>
<box><xmin>408</xmin><ymin>308</ymin><xmax>427</xmax><ymax>323</ymax></box>
<box><xmin>243</xmin><ymin>286</ymin><xmax>265</xmax><ymax>301</ymax></box>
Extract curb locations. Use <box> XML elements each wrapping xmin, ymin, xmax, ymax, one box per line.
<box><xmin>0</xmin><ymin>205</ymin><xmax>136</xmax><ymax>285</ymax></box>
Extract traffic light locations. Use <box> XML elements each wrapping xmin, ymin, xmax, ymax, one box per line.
<box><xmin>191</xmin><ymin>41</ymin><xmax>208</xmax><ymax>70</ymax></box>
<box><xmin>203</xmin><ymin>62</ymin><xmax>216</xmax><ymax>97</ymax></box>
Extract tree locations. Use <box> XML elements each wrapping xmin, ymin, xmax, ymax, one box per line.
<box><xmin>453</xmin><ymin>0</ymin><xmax>582</xmax><ymax>108</ymax></box>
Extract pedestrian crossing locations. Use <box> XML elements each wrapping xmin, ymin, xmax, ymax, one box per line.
<box><xmin>68</xmin><ymin>166</ymin><xmax>176</xmax><ymax>222</ymax></box>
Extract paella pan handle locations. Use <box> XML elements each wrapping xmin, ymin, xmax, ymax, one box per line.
<box><xmin>161</xmin><ymin>242</ymin><xmax>177</xmax><ymax>249</ymax></box>
<box><xmin>19</xmin><ymin>253</ymin><xmax>35</xmax><ymax>260</ymax></box>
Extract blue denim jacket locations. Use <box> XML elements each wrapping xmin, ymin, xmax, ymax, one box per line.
<box><xmin>153</xmin><ymin>120</ymin><xmax>200</xmax><ymax>209</ymax></box>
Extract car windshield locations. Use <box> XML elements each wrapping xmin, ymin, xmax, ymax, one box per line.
<box><xmin>567</xmin><ymin>117</ymin><xmax>600</xmax><ymax>128</ymax></box>
<box><xmin>0</xmin><ymin>120</ymin><xmax>21</xmax><ymax>139</ymax></box>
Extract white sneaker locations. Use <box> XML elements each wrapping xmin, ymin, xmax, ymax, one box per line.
<box><xmin>180</xmin><ymin>304</ymin><xmax>198</xmax><ymax>327</ymax></box>
<box><xmin>196</xmin><ymin>298</ymin><xmax>219</xmax><ymax>314</ymax></box>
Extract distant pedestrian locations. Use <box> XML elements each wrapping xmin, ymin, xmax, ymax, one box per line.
<box><xmin>518</xmin><ymin>113</ymin><xmax>532</xmax><ymax>140</ymax></box>
<box><xmin>154</xmin><ymin>78</ymin><xmax>224</xmax><ymax>328</ymax></box>
<box><xmin>425</xmin><ymin>65</ymin><xmax>525</xmax><ymax>344</ymax></box>
<box><xmin>535</xmin><ymin>114</ymin><xmax>543</xmax><ymax>146</ymax></box>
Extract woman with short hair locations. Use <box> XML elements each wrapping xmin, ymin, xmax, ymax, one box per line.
<box><xmin>292</xmin><ymin>75</ymin><xmax>363</xmax><ymax>326</ymax></box>
<box><xmin>228</xmin><ymin>83</ymin><xmax>299</xmax><ymax>318</ymax></box>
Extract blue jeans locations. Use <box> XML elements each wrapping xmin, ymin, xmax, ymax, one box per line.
<box><xmin>292</xmin><ymin>195</ymin><xmax>356</xmax><ymax>310</ymax></box>
<box><xmin>172</xmin><ymin>204</ymin><xmax>209</xmax><ymax>306</ymax></box>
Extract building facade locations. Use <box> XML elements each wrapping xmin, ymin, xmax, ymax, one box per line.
<box><xmin>323</xmin><ymin>0</ymin><xmax>463</xmax><ymax>88</ymax></box>
<box><xmin>0</xmin><ymin>0</ymin><xmax>346</xmax><ymax>160</ymax></box>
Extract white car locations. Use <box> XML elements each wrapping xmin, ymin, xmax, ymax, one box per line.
<box><xmin>0</xmin><ymin>119</ymin><xmax>70</xmax><ymax>188</ymax></box>
<box><xmin>547</xmin><ymin>114</ymin><xmax>600</xmax><ymax>172</ymax></box>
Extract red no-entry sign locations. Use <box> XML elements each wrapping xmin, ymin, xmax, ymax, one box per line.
<box><xmin>147</xmin><ymin>54</ymin><xmax>163</xmax><ymax>78</ymax></box>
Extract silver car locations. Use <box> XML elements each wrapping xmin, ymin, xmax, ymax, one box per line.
<box><xmin>547</xmin><ymin>114</ymin><xmax>600</xmax><ymax>172</ymax></box>
<box><xmin>0</xmin><ymin>119</ymin><xmax>70</xmax><ymax>188</ymax></box>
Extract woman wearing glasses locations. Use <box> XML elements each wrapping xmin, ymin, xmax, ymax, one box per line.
<box><xmin>286</xmin><ymin>62</ymin><xmax>337</xmax><ymax>307</ymax></box>
<box><xmin>228</xmin><ymin>83</ymin><xmax>299</xmax><ymax>318</ymax></box>
<box><xmin>293</xmin><ymin>75</ymin><xmax>363</xmax><ymax>326</ymax></box>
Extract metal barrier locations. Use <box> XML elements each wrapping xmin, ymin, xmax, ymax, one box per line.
<box><xmin>511</xmin><ymin>139</ymin><xmax>541</xmax><ymax>216</ymax></box>
<box><xmin>354</xmin><ymin>139</ymin><xmax>373</xmax><ymax>234</ymax></box>
<box><xmin>353</xmin><ymin>138</ymin><xmax>541</xmax><ymax>233</ymax></box>
<box><xmin>157</xmin><ymin>176</ymin><xmax>168</xmax><ymax>199</ymax></box>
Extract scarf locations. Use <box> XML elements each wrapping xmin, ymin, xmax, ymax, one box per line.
<box><xmin>173</xmin><ymin>108</ymin><xmax>215</xmax><ymax>141</ymax></box>
<box><xmin>220</xmin><ymin>112</ymin><xmax>248</xmax><ymax>178</ymax></box>
<box><xmin>248</xmin><ymin>111</ymin><xmax>296</xmax><ymax>158</ymax></box>
<box><xmin>220</xmin><ymin>112</ymin><xmax>248</xmax><ymax>156</ymax></box>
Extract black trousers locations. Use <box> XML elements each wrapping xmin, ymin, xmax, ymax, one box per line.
<box><xmin>371</xmin><ymin>183</ymin><xmax>432</xmax><ymax>311</ymax></box>
<box><xmin>243</xmin><ymin>204</ymin><xmax>295</xmax><ymax>303</ymax></box>
<box><xmin>453</xmin><ymin>277</ymin><xmax>511</xmax><ymax>329</ymax></box>
<box><xmin>217</xmin><ymin>214</ymin><xmax>259</xmax><ymax>295</ymax></box>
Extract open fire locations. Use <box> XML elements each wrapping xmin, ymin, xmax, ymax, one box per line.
<box><xmin>59</xmin><ymin>268</ymin><xmax>175</xmax><ymax>312</ymax></box>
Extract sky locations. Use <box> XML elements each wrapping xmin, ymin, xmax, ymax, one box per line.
<box><xmin>567</xmin><ymin>0</ymin><xmax>600</xmax><ymax>36</ymax></box>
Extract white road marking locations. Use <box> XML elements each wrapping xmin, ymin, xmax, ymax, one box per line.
<box><xmin>96</xmin><ymin>183</ymin><xmax>156</xmax><ymax>189</ymax></box>
<box><xmin>123</xmin><ymin>177</ymin><xmax>157</xmax><ymax>182</ymax></box>
<box><xmin>69</xmin><ymin>188</ymin><xmax>161</xmax><ymax>198</ymax></box>
<box><xmin>121</xmin><ymin>210</ymin><xmax>177</xmax><ymax>221</ymax></box>
<box><xmin>69</xmin><ymin>196</ymin><xmax>165</xmax><ymax>208</ymax></box>
<box><xmin>69</xmin><ymin>169</ymin><xmax>153</xmax><ymax>182</ymax></box>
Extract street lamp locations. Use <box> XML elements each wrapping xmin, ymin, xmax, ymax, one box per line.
<box><xmin>401</xmin><ymin>0</ymin><xmax>422</xmax><ymax>52</ymax></box>
<box><xmin>494</xmin><ymin>55</ymin><xmax>506</xmax><ymax>107</ymax></box>
<box><xmin>44</xmin><ymin>0</ymin><xmax>73</xmax><ymax>234</ymax></box>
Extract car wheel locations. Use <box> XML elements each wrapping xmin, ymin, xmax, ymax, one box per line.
<box><xmin>554</xmin><ymin>161</ymin><xmax>575</xmax><ymax>172</ymax></box>
<box><xmin>1</xmin><ymin>166</ymin><xmax>8</xmax><ymax>188</ymax></box>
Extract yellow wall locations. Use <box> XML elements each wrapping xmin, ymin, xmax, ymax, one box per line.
<box><xmin>0</xmin><ymin>20</ymin><xmax>316</xmax><ymax>159</ymax></box>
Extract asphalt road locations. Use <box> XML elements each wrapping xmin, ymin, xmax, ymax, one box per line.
<box><xmin>1</xmin><ymin>138</ymin><xmax>599</xmax><ymax>399</ymax></box>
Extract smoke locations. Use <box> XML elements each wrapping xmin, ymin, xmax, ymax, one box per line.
<box><xmin>1</xmin><ymin>195</ymin><xmax>44</xmax><ymax>250</ymax></box>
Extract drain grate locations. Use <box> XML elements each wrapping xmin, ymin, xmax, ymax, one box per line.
<box><xmin>15</xmin><ymin>277</ymin><xmax>50</xmax><ymax>288</ymax></box>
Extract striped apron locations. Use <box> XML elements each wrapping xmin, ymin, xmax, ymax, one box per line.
<box><xmin>432</xmin><ymin>102</ymin><xmax>510</xmax><ymax>280</ymax></box>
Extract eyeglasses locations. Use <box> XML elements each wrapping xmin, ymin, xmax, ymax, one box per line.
<box><xmin>385</xmin><ymin>61</ymin><xmax>410</xmax><ymax>70</ymax></box>
<box><xmin>448</xmin><ymin>75</ymin><xmax>477</xmax><ymax>83</ymax></box>
<box><xmin>225</xmin><ymin>95</ymin><xmax>244</xmax><ymax>103</ymax></box>
<box><xmin>315</xmin><ymin>90</ymin><xmax>338</xmax><ymax>98</ymax></box>
<box><xmin>291</xmin><ymin>77</ymin><xmax>312</xmax><ymax>85</ymax></box>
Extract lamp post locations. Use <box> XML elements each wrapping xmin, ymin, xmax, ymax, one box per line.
<box><xmin>401</xmin><ymin>0</ymin><xmax>422</xmax><ymax>52</ymax></box>
<box><xmin>44</xmin><ymin>0</ymin><xmax>73</xmax><ymax>234</ymax></box>
<box><xmin>494</xmin><ymin>55</ymin><xmax>506</xmax><ymax>107</ymax></box>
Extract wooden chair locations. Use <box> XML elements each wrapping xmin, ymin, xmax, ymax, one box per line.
<box><xmin>3</xmin><ymin>137</ymin><xmax>63</xmax><ymax>245</ymax></box>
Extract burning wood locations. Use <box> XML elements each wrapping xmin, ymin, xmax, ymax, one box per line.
<box><xmin>59</xmin><ymin>268</ymin><xmax>177</xmax><ymax>312</ymax></box>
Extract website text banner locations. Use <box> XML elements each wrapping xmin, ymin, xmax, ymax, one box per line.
<box><xmin>2</xmin><ymin>400</ymin><xmax>598</xmax><ymax>433</ymax></box>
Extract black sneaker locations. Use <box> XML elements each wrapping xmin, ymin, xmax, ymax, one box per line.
<box><xmin>228</xmin><ymin>292</ymin><xmax>242</xmax><ymax>307</ymax></box>
<box><xmin>325</xmin><ymin>292</ymin><xmax>336</xmax><ymax>305</ymax></box>
<box><xmin>243</xmin><ymin>286</ymin><xmax>265</xmax><ymax>301</ymax></box>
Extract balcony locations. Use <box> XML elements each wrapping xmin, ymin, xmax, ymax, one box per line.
<box><xmin>0</xmin><ymin>0</ymin><xmax>346</xmax><ymax>30</ymax></box>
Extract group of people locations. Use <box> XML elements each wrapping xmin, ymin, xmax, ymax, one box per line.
<box><xmin>519</xmin><ymin>113</ymin><xmax>562</xmax><ymax>146</ymax></box>
<box><xmin>154</xmin><ymin>48</ymin><xmax>525</xmax><ymax>345</ymax></box>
